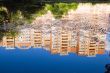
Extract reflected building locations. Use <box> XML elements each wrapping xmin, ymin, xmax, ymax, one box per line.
<box><xmin>68</xmin><ymin>27</ymin><xmax>78</xmax><ymax>53</ymax></box>
<box><xmin>0</xmin><ymin>40</ymin><xmax>3</xmax><ymax>47</ymax></box>
<box><xmin>0</xmin><ymin>26</ymin><xmax>106</xmax><ymax>57</ymax></box>
<box><xmin>87</xmin><ymin>38</ymin><xmax>98</xmax><ymax>57</ymax></box>
<box><xmin>0</xmin><ymin>27</ymin><xmax>106</xmax><ymax>57</ymax></box>
<box><xmin>43</xmin><ymin>35</ymin><xmax>51</xmax><ymax>51</ymax></box>
<box><xmin>51</xmin><ymin>27</ymin><xmax>61</xmax><ymax>54</ymax></box>
<box><xmin>78</xmin><ymin>30</ymin><xmax>98</xmax><ymax>57</ymax></box>
<box><xmin>0</xmin><ymin>12</ymin><xmax>107</xmax><ymax>57</ymax></box>
<box><xmin>79</xmin><ymin>36</ymin><xmax>89</xmax><ymax>56</ymax></box>
<box><xmin>32</xmin><ymin>30</ymin><xmax>42</xmax><ymax>48</ymax></box>
<box><xmin>97</xmin><ymin>41</ymin><xmax>105</xmax><ymax>54</ymax></box>
<box><xmin>15</xmin><ymin>28</ymin><xmax>32</xmax><ymax>49</ymax></box>
<box><xmin>2</xmin><ymin>36</ymin><xmax>15</xmax><ymax>49</ymax></box>
<box><xmin>60</xmin><ymin>28</ymin><xmax>70</xmax><ymax>55</ymax></box>
<box><xmin>42</xmin><ymin>31</ymin><xmax>52</xmax><ymax>51</ymax></box>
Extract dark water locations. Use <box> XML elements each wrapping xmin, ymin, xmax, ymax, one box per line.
<box><xmin>0</xmin><ymin>47</ymin><xmax>110</xmax><ymax>73</ymax></box>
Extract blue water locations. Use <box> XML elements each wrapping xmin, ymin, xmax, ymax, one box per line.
<box><xmin>0</xmin><ymin>47</ymin><xmax>110</xmax><ymax>73</ymax></box>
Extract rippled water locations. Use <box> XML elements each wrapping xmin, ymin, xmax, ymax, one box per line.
<box><xmin>0</xmin><ymin>48</ymin><xmax>110</xmax><ymax>73</ymax></box>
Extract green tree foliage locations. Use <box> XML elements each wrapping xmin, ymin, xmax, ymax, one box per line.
<box><xmin>46</xmin><ymin>3</ymin><xmax>78</xmax><ymax>18</ymax></box>
<box><xmin>0</xmin><ymin>7</ymin><xmax>7</xmax><ymax>24</ymax></box>
<box><xmin>0</xmin><ymin>0</ymin><xmax>109</xmax><ymax>40</ymax></box>
<box><xmin>0</xmin><ymin>0</ymin><xmax>79</xmax><ymax>23</ymax></box>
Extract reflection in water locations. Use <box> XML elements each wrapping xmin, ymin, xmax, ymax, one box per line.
<box><xmin>0</xmin><ymin>26</ymin><xmax>107</xmax><ymax>57</ymax></box>
<box><xmin>0</xmin><ymin>4</ymin><xmax>110</xmax><ymax>73</ymax></box>
<box><xmin>0</xmin><ymin>12</ymin><xmax>110</xmax><ymax>57</ymax></box>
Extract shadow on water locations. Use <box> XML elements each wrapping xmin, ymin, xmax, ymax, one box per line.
<box><xmin>105</xmin><ymin>64</ymin><xmax>110</xmax><ymax>73</ymax></box>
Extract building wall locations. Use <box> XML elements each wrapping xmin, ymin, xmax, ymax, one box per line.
<box><xmin>97</xmin><ymin>41</ymin><xmax>105</xmax><ymax>54</ymax></box>
<box><xmin>2</xmin><ymin>36</ymin><xmax>15</xmax><ymax>49</ymax></box>
<box><xmin>33</xmin><ymin>30</ymin><xmax>42</xmax><ymax>48</ymax></box>
<box><xmin>60</xmin><ymin>28</ymin><xmax>70</xmax><ymax>55</ymax></box>
<box><xmin>0</xmin><ymin>40</ymin><xmax>3</xmax><ymax>46</ymax></box>
<box><xmin>51</xmin><ymin>32</ymin><xmax>61</xmax><ymax>54</ymax></box>
<box><xmin>15</xmin><ymin>28</ymin><xmax>33</xmax><ymax>49</ymax></box>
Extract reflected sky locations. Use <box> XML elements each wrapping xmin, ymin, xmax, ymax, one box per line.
<box><xmin>0</xmin><ymin>47</ymin><xmax>110</xmax><ymax>73</ymax></box>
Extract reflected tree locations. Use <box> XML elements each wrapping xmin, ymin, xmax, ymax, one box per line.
<box><xmin>1</xmin><ymin>0</ymin><xmax>107</xmax><ymax>40</ymax></box>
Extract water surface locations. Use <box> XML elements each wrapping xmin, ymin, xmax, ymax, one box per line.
<box><xmin>0</xmin><ymin>47</ymin><xmax>110</xmax><ymax>73</ymax></box>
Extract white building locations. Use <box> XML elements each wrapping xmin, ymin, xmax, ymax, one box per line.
<box><xmin>15</xmin><ymin>28</ymin><xmax>33</xmax><ymax>49</ymax></box>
